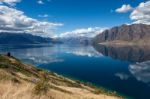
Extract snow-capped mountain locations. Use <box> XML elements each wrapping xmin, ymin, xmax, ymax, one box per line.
<box><xmin>57</xmin><ymin>27</ymin><xmax>106</xmax><ymax>44</ymax></box>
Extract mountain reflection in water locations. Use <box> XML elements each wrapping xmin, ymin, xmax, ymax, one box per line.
<box><xmin>0</xmin><ymin>44</ymin><xmax>150</xmax><ymax>98</ymax></box>
<box><xmin>93</xmin><ymin>44</ymin><xmax>150</xmax><ymax>85</ymax></box>
<box><xmin>0</xmin><ymin>44</ymin><xmax>101</xmax><ymax>65</ymax></box>
<box><xmin>93</xmin><ymin>44</ymin><xmax>150</xmax><ymax>62</ymax></box>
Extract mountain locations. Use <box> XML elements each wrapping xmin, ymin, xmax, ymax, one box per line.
<box><xmin>58</xmin><ymin>27</ymin><xmax>106</xmax><ymax>45</ymax></box>
<box><xmin>58</xmin><ymin>37</ymin><xmax>92</xmax><ymax>45</ymax></box>
<box><xmin>93</xmin><ymin>24</ymin><xmax>150</xmax><ymax>45</ymax></box>
<box><xmin>0</xmin><ymin>33</ymin><xmax>55</xmax><ymax>44</ymax></box>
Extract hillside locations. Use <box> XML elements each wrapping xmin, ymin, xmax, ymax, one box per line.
<box><xmin>0</xmin><ymin>33</ymin><xmax>54</xmax><ymax>44</ymax></box>
<box><xmin>0</xmin><ymin>54</ymin><xmax>121</xmax><ymax>99</ymax></box>
<box><xmin>93</xmin><ymin>24</ymin><xmax>150</xmax><ymax>45</ymax></box>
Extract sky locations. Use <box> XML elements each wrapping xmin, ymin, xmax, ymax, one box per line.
<box><xmin>0</xmin><ymin>0</ymin><xmax>149</xmax><ymax>38</ymax></box>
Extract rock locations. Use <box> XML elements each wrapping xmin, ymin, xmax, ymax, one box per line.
<box><xmin>93</xmin><ymin>24</ymin><xmax>150</xmax><ymax>45</ymax></box>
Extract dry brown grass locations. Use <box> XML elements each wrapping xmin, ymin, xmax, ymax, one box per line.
<box><xmin>0</xmin><ymin>80</ymin><xmax>121</xmax><ymax>99</ymax></box>
<box><xmin>0</xmin><ymin>81</ymin><xmax>54</xmax><ymax>99</ymax></box>
<box><xmin>0</xmin><ymin>55</ymin><xmax>122</xmax><ymax>99</ymax></box>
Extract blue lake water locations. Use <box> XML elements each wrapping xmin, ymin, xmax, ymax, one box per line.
<box><xmin>0</xmin><ymin>44</ymin><xmax>150</xmax><ymax>99</ymax></box>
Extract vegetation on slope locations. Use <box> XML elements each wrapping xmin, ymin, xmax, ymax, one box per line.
<box><xmin>0</xmin><ymin>54</ymin><xmax>122</xmax><ymax>99</ymax></box>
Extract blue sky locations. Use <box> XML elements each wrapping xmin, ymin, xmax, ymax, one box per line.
<box><xmin>0</xmin><ymin>0</ymin><xmax>149</xmax><ymax>37</ymax></box>
<box><xmin>15</xmin><ymin>0</ymin><xmax>145</xmax><ymax>32</ymax></box>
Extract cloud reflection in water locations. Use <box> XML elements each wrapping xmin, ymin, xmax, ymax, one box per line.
<box><xmin>129</xmin><ymin>61</ymin><xmax>150</xmax><ymax>84</ymax></box>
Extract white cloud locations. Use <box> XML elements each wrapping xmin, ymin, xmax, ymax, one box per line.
<box><xmin>59</xmin><ymin>27</ymin><xmax>107</xmax><ymax>38</ymax></box>
<box><xmin>0</xmin><ymin>0</ymin><xmax>21</xmax><ymax>6</ymax></box>
<box><xmin>0</xmin><ymin>5</ymin><xmax>63</xmax><ymax>37</ymax></box>
<box><xmin>116</xmin><ymin>4</ymin><xmax>133</xmax><ymax>13</ymax></box>
<box><xmin>37</xmin><ymin>0</ymin><xmax>51</xmax><ymax>5</ymax></box>
<box><xmin>130</xmin><ymin>1</ymin><xmax>150</xmax><ymax>24</ymax></box>
<box><xmin>37</xmin><ymin>0</ymin><xmax>44</xmax><ymax>4</ymax></box>
<box><xmin>38</xmin><ymin>14</ymin><xmax>49</xmax><ymax>18</ymax></box>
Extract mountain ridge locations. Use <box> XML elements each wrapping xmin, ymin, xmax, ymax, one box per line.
<box><xmin>93</xmin><ymin>24</ymin><xmax>150</xmax><ymax>45</ymax></box>
<box><xmin>0</xmin><ymin>33</ymin><xmax>54</xmax><ymax>44</ymax></box>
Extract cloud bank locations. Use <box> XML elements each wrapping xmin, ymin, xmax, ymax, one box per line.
<box><xmin>116</xmin><ymin>1</ymin><xmax>150</xmax><ymax>25</ymax></box>
<box><xmin>130</xmin><ymin>1</ymin><xmax>150</xmax><ymax>24</ymax></box>
<box><xmin>0</xmin><ymin>1</ymin><xmax>63</xmax><ymax>37</ymax></box>
<box><xmin>0</xmin><ymin>0</ymin><xmax>21</xmax><ymax>6</ymax></box>
<box><xmin>59</xmin><ymin>27</ymin><xmax>107</xmax><ymax>38</ymax></box>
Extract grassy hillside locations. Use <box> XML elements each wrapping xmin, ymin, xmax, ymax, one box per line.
<box><xmin>0</xmin><ymin>55</ymin><xmax>122</xmax><ymax>99</ymax></box>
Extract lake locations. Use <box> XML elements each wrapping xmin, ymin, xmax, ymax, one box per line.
<box><xmin>0</xmin><ymin>44</ymin><xmax>150</xmax><ymax>99</ymax></box>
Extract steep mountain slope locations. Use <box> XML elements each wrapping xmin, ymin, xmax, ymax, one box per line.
<box><xmin>0</xmin><ymin>33</ymin><xmax>53</xmax><ymax>44</ymax></box>
<box><xmin>93</xmin><ymin>24</ymin><xmax>150</xmax><ymax>45</ymax></box>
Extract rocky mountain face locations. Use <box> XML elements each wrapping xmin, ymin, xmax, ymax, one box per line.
<box><xmin>0</xmin><ymin>33</ymin><xmax>55</xmax><ymax>44</ymax></box>
<box><xmin>93</xmin><ymin>24</ymin><xmax>150</xmax><ymax>44</ymax></box>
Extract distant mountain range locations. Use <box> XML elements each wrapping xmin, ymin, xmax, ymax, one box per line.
<box><xmin>0</xmin><ymin>33</ymin><xmax>57</xmax><ymax>44</ymax></box>
<box><xmin>58</xmin><ymin>37</ymin><xmax>92</xmax><ymax>45</ymax></box>
<box><xmin>1</xmin><ymin>24</ymin><xmax>150</xmax><ymax>45</ymax></box>
<box><xmin>93</xmin><ymin>24</ymin><xmax>150</xmax><ymax>45</ymax></box>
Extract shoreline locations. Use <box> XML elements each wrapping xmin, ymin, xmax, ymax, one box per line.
<box><xmin>98</xmin><ymin>40</ymin><xmax>150</xmax><ymax>47</ymax></box>
<box><xmin>56</xmin><ymin>73</ymin><xmax>130</xmax><ymax>99</ymax></box>
<box><xmin>37</xmin><ymin>66</ymin><xmax>125</xmax><ymax>98</ymax></box>
<box><xmin>0</xmin><ymin>54</ymin><xmax>123</xmax><ymax>99</ymax></box>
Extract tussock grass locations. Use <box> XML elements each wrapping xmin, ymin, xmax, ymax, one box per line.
<box><xmin>33</xmin><ymin>71</ymin><xmax>49</xmax><ymax>95</ymax></box>
<box><xmin>0</xmin><ymin>55</ymin><xmax>122</xmax><ymax>99</ymax></box>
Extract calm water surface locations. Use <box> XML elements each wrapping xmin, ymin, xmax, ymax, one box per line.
<box><xmin>0</xmin><ymin>44</ymin><xmax>150</xmax><ymax>99</ymax></box>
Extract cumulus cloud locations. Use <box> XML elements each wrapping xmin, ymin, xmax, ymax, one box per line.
<box><xmin>0</xmin><ymin>5</ymin><xmax>63</xmax><ymax>37</ymax></box>
<box><xmin>130</xmin><ymin>1</ymin><xmax>150</xmax><ymax>24</ymax></box>
<box><xmin>116</xmin><ymin>1</ymin><xmax>150</xmax><ymax>25</ymax></box>
<box><xmin>116</xmin><ymin>4</ymin><xmax>133</xmax><ymax>13</ymax></box>
<box><xmin>0</xmin><ymin>0</ymin><xmax>21</xmax><ymax>6</ymax></box>
<box><xmin>59</xmin><ymin>27</ymin><xmax>107</xmax><ymax>38</ymax></box>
